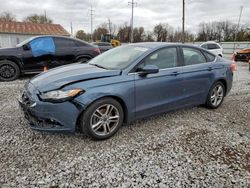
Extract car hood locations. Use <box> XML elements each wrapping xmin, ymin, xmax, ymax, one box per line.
<box><xmin>0</xmin><ymin>47</ymin><xmax>19</xmax><ymax>55</ymax></box>
<box><xmin>30</xmin><ymin>63</ymin><xmax>121</xmax><ymax>92</ymax></box>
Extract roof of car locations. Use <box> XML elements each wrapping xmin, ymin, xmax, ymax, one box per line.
<box><xmin>130</xmin><ymin>42</ymin><xmax>200</xmax><ymax>49</ymax></box>
<box><xmin>31</xmin><ymin>35</ymin><xmax>90</xmax><ymax>44</ymax></box>
<box><xmin>201</xmin><ymin>41</ymin><xmax>219</xmax><ymax>44</ymax></box>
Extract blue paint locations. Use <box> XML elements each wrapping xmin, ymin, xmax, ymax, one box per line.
<box><xmin>30</xmin><ymin>37</ymin><xmax>55</xmax><ymax>57</ymax></box>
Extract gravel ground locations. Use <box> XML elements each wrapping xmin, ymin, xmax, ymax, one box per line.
<box><xmin>0</xmin><ymin>62</ymin><xmax>249</xmax><ymax>187</ymax></box>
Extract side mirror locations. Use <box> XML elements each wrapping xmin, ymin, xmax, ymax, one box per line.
<box><xmin>138</xmin><ymin>65</ymin><xmax>159</xmax><ymax>76</ymax></box>
<box><xmin>23</xmin><ymin>44</ymin><xmax>30</xmax><ymax>51</ymax></box>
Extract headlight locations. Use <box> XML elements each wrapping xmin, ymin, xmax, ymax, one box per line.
<box><xmin>40</xmin><ymin>88</ymin><xmax>84</xmax><ymax>102</ymax></box>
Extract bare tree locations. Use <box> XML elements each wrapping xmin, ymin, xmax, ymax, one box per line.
<box><xmin>144</xmin><ymin>31</ymin><xmax>155</xmax><ymax>42</ymax></box>
<box><xmin>92</xmin><ymin>24</ymin><xmax>109</xmax><ymax>41</ymax></box>
<box><xmin>133</xmin><ymin>27</ymin><xmax>145</xmax><ymax>42</ymax></box>
<box><xmin>75</xmin><ymin>30</ymin><xmax>86</xmax><ymax>40</ymax></box>
<box><xmin>0</xmin><ymin>12</ymin><xmax>16</xmax><ymax>22</ymax></box>
<box><xmin>153</xmin><ymin>23</ymin><xmax>172</xmax><ymax>42</ymax></box>
<box><xmin>196</xmin><ymin>21</ymin><xmax>243</xmax><ymax>42</ymax></box>
<box><xmin>117</xmin><ymin>22</ymin><xmax>131</xmax><ymax>43</ymax></box>
<box><xmin>24</xmin><ymin>14</ymin><xmax>53</xmax><ymax>24</ymax></box>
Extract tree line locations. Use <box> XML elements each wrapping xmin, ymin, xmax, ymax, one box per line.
<box><xmin>1</xmin><ymin>11</ymin><xmax>249</xmax><ymax>42</ymax></box>
<box><xmin>0</xmin><ymin>11</ymin><xmax>52</xmax><ymax>24</ymax></box>
<box><xmin>76</xmin><ymin>20</ymin><xmax>250</xmax><ymax>43</ymax></box>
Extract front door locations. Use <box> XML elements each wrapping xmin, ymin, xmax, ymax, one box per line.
<box><xmin>22</xmin><ymin>37</ymin><xmax>56</xmax><ymax>72</ymax></box>
<box><xmin>134</xmin><ymin>47</ymin><xmax>185</xmax><ymax>119</ymax></box>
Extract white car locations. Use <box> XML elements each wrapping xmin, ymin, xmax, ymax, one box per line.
<box><xmin>200</xmin><ymin>42</ymin><xmax>223</xmax><ymax>57</ymax></box>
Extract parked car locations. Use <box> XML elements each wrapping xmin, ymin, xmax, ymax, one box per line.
<box><xmin>92</xmin><ymin>42</ymin><xmax>113</xmax><ymax>53</ymax></box>
<box><xmin>235</xmin><ymin>48</ymin><xmax>250</xmax><ymax>62</ymax></box>
<box><xmin>19</xmin><ymin>43</ymin><xmax>234</xmax><ymax>140</ymax></box>
<box><xmin>200</xmin><ymin>41</ymin><xmax>223</xmax><ymax>57</ymax></box>
<box><xmin>0</xmin><ymin>35</ymin><xmax>100</xmax><ymax>81</ymax></box>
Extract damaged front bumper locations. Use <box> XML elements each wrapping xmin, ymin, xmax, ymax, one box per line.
<box><xmin>18</xmin><ymin>87</ymin><xmax>84</xmax><ymax>133</ymax></box>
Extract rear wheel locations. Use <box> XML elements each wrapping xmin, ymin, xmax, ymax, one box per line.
<box><xmin>0</xmin><ymin>60</ymin><xmax>20</xmax><ymax>81</ymax></box>
<box><xmin>80</xmin><ymin>98</ymin><xmax>124</xmax><ymax>140</ymax></box>
<box><xmin>205</xmin><ymin>81</ymin><xmax>225</xmax><ymax>109</ymax></box>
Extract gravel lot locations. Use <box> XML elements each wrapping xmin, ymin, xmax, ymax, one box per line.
<box><xmin>0</xmin><ymin>62</ymin><xmax>249</xmax><ymax>187</ymax></box>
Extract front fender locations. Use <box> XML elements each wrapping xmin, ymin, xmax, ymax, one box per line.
<box><xmin>73</xmin><ymin>82</ymin><xmax>135</xmax><ymax>122</ymax></box>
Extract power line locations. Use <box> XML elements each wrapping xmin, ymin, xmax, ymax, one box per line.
<box><xmin>128</xmin><ymin>0</ymin><xmax>137</xmax><ymax>43</ymax></box>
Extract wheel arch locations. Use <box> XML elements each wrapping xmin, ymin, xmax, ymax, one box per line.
<box><xmin>0</xmin><ymin>57</ymin><xmax>23</xmax><ymax>72</ymax></box>
<box><xmin>75</xmin><ymin>95</ymin><xmax>129</xmax><ymax>132</ymax></box>
<box><xmin>75</xmin><ymin>55</ymin><xmax>93</xmax><ymax>62</ymax></box>
<box><xmin>214</xmin><ymin>78</ymin><xmax>227</xmax><ymax>94</ymax></box>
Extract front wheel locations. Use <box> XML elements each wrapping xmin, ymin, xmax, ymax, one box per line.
<box><xmin>80</xmin><ymin>98</ymin><xmax>124</xmax><ymax>140</ymax></box>
<box><xmin>205</xmin><ymin>82</ymin><xmax>225</xmax><ymax>109</ymax></box>
<box><xmin>0</xmin><ymin>60</ymin><xmax>20</xmax><ymax>81</ymax></box>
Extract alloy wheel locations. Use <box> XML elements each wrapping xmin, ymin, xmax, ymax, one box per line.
<box><xmin>210</xmin><ymin>85</ymin><xmax>224</xmax><ymax>107</ymax></box>
<box><xmin>0</xmin><ymin>64</ymin><xmax>16</xmax><ymax>79</ymax></box>
<box><xmin>90</xmin><ymin>104</ymin><xmax>120</xmax><ymax>136</ymax></box>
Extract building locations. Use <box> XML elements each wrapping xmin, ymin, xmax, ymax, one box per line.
<box><xmin>0</xmin><ymin>21</ymin><xmax>70</xmax><ymax>48</ymax></box>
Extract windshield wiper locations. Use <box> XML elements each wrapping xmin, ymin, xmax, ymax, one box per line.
<box><xmin>89</xmin><ymin>63</ymin><xmax>108</xmax><ymax>69</ymax></box>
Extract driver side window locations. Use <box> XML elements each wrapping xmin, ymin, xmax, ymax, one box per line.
<box><xmin>30</xmin><ymin>37</ymin><xmax>55</xmax><ymax>57</ymax></box>
<box><xmin>141</xmin><ymin>47</ymin><xmax>178</xmax><ymax>69</ymax></box>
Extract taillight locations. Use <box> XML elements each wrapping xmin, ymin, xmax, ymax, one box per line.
<box><xmin>94</xmin><ymin>48</ymin><xmax>101</xmax><ymax>54</ymax></box>
<box><xmin>230</xmin><ymin>62</ymin><xmax>237</xmax><ymax>72</ymax></box>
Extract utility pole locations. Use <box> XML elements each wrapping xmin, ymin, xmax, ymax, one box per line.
<box><xmin>44</xmin><ymin>10</ymin><xmax>47</xmax><ymax>23</ymax></box>
<box><xmin>89</xmin><ymin>5</ymin><xmax>94</xmax><ymax>41</ymax></box>
<box><xmin>108</xmin><ymin>18</ymin><xmax>112</xmax><ymax>34</ymax></box>
<box><xmin>182</xmin><ymin>0</ymin><xmax>185</xmax><ymax>43</ymax></box>
<box><xmin>70</xmin><ymin>22</ymin><xmax>73</xmax><ymax>37</ymax></box>
<box><xmin>233</xmin><ymin>6</ymin><xmax>243</xmax><ymax>52</ymax></box>
<box><xmin>128</xmin><ymin>0</ymin><xmax>137</xmax><ymax>43</ymax></box>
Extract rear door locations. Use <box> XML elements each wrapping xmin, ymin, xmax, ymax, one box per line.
<box><xmin>53</xmin><ymin>37</ymin><xmax>78</xmax><ymax>67</ymax></box>
<box><xmin>134</xmin><ymin>47</ymin><xmax>185</xmax><ymax>118</ymax></box>
<box><xmin>180</xmin><ymin>47</ymin><xmax>217</xmax><ymax>105</ymax></box>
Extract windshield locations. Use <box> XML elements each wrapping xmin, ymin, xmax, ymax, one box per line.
<box><xmin>16</xmin><ymin>37</ymin><xmax>36</xmax><ymax>47</ymax></box>
<box><xmin>89</xmin><ymin>45</ymin><xmax>149</xmax><ymax>70</ymax></box>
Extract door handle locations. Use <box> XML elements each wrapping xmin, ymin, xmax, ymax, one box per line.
<box><xmin>207</xmin><ymin>67</ymin><xmax>213</xmax><ymax>71</ymax></box>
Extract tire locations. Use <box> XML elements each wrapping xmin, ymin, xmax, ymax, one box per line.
<box><xmin>0</xmin><ymin>60</ymin><xmax>20</xmax><ymax>81</ymax></box>
<box><xmin>80</xmin><ymin>97</ymin><xmax>124</xmax><ymax>140</ymax></box>
<box><xmin>205</xmin><ymin>81</ymin><xmax>225</xmax><ymax>109</ymax></box>
<box><xmin>76</xmin><ymin>57</ymin><xmax>90</xmax><ymax>63</ymax></box>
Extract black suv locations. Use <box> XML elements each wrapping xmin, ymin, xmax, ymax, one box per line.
<box><xmin>0</xmin><ymin>35</ymin><xmax>100</xmax><ymax>81</ymax></box>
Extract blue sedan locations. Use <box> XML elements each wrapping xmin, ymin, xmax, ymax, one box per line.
<box><xmin>19</xmin><ymin>43</ymin><xmax>234</xmax><ymax>140</ymax></box>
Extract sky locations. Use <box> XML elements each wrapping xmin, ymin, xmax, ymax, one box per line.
<box><xmin>0</xmin><ymin>0</ymin><xmax>249</xmax><ymax>35</ymax></box>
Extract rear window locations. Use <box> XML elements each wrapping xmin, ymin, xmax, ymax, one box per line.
<box><xmin>183</xmin><ymin>47</ymin><xmax>207</xmax><ymax>65</ymax></box>
<box><xmin>201</xmin><ymin>44</ymin><xmax>208</xmax><ymax>49</ymax></box>
<box><xmin>54</xmin><ymin>37</ymin><xmax>77</xmax><ymax>48</ymax></box>
<box><xmin>207</xmin><ymin>43</ymin><xmax>220</xmax><ymax>49</ymax></box>
<box><xmin>202</xmin><ymin>51</ymin><xmax>216</xmax><ymax>62</ymax></box>
<box><xmin>74</xmin><ymin>40</ymin><xmax>88</xmax><ymax>47</ymax></box>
